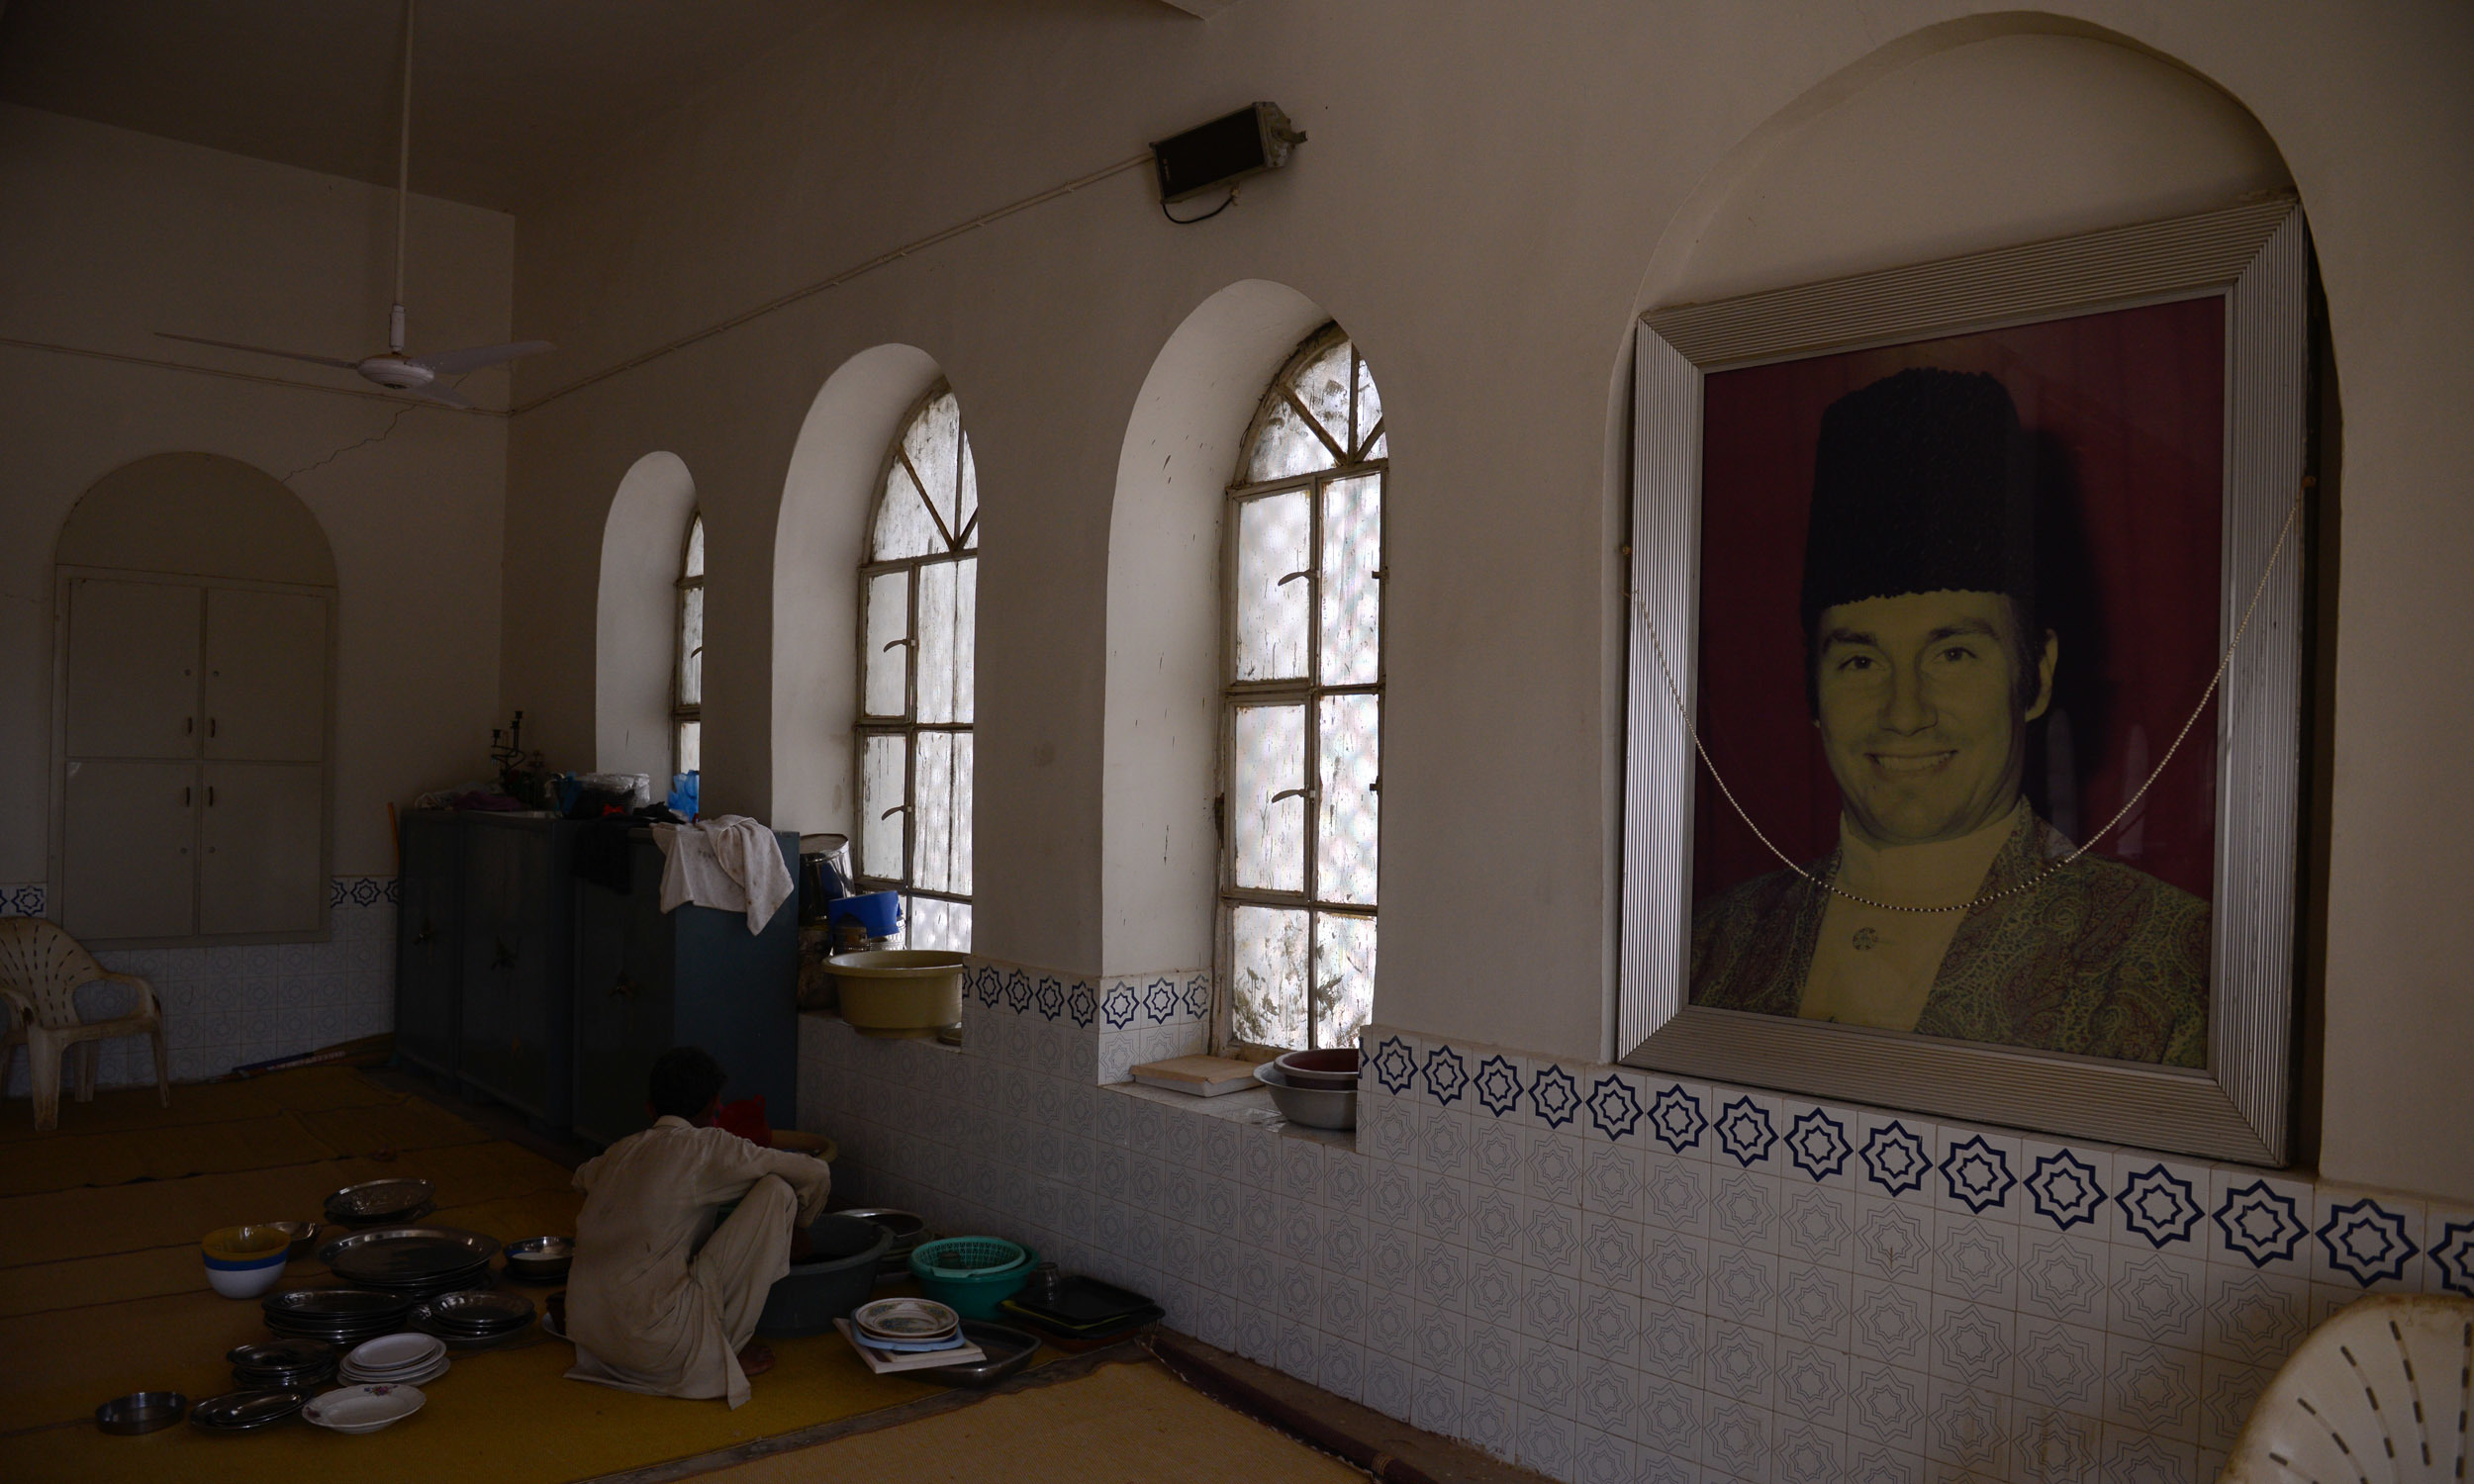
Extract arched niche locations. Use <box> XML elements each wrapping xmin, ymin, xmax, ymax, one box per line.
<box><xmin>57</xmin><ymin>452</ymin><xmax>335</xmax><ymax>586</ymax></box>
<box><xmin>596</xmin><ymin>451</ymin><xmax>697</xmax><ymax>782</ymax></box>
<box><xmin>770</xmin><ymin>344</ymin><xmax>944</xmax><ymax>834</ymax></box>
<box><xmin>1101</xmin><ymin>280</ymin><xmax>1331</xmax><ymax>977</ymax></box>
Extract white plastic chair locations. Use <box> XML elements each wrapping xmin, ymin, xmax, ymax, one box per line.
<box><xmin>0</xmin><ymin>918</ymin><xmax>169</xmax><ymax>1132</ymax></box>
<box><xmin>2222</xmin><ymin>1291</ymin><xmax>2474</xmax><ymax>1483</ymax></box>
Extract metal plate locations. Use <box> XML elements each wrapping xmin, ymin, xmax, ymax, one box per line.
<box><xmin>262</xmin><ymin>1288</ymin><xmax>415</xmax><ymax>1321</ymax></box>
<box><xmin>226</xmin><ymin>1339</ymin><xmax>338</xmax><ymax>1369</ymax></box>
<box><xmin>504</xmin><ymin>1236</ymin><xmax>573</xmax><ymax>1262</ymax></box>
<box><xmin>321</xmin><ymin>1227</ymin><xmax>501</xmax><ymax>1281</ymax></box>
<box><xmin>855</xmin><ymin>1297</ymin><xmax>958</xmax><ymax>1339</ymax></box>
<box><xmin>418</xmin><ymin>1289</ymin><xmax>533</xmax><ymax>1330</ymax></box>
<box><xmin>188</xmin><ymin>1388</ymin><xmax>307</xmax><ymax>1431</ymax></box>
<box><xmin>95</xmin><ymin>1391</ymin><xmax>188</xmax><ymax>1435</ymax></box>
<box><xmin>323</xmin><ymin>1178</ymin><xmax>435</xmax><ymax>1221</ymax></box>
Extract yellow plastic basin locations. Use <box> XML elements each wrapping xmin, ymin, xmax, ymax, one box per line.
<box><xmin>829</xmin><ymin>950</ymin><xmax>966</xmax><ymax>1038</ymax></box>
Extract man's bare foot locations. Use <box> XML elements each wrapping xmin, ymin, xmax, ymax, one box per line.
<box><xmin>737</xmin><ymin>1343</ymin><xmax>776</xmax><ymax>1378</ymax></box>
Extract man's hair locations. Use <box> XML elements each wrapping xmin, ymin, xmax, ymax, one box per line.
<box><xmin>647</xmin><ymin>1046</ymin><xmax>727</xmax><ymax>1122</ymax></box>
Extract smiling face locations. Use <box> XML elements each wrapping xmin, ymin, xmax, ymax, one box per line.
<box><xmin>1813</xmin><ymin>589</ymin><xmax>2057</xmax><ymax>848</ymax></box>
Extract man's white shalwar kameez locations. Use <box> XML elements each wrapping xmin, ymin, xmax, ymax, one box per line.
<box><xmin>565</xmin><ymin>1116</ymin><xmax>830</xmax><ymax>1407</ymax></box>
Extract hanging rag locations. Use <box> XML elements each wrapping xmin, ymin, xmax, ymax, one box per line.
<box><xmin>650</xmin><ymin>816</ymin><xmax>794</xmax><ymax>933</ymax></box>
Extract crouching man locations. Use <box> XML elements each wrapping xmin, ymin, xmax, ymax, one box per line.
<box><xmin>565</xmin><ymin>1046</ymin><xmax>829</xmax><ymax>1408</ymax></box>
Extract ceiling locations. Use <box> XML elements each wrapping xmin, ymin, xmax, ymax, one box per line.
<box><xmin>0</xmin><ymin>1</ymin><xmax>1187</xmax><ymax>213</ymax></box>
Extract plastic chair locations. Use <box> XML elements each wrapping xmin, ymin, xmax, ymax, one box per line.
<box><xmin>0</xmin><ymin>918</ymin><xmax>168</xmax><ymax>1132</ymax></box>
<box><xmin>2222</xmin><ymin>1291</ymin><xmax>2474</xmax><ymax>1482</ymax></box>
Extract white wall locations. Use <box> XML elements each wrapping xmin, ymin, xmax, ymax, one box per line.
<box><xmin>490</xmin><ymin>5</ymin><xmax>2471</xmax><ymax>1200</ymax></box>
<box><xmin>596</xmin><ymin>450</ymin><xmax>698</xmax><ymax>783</ymax></box>
<box><xmin>0</xmin><ymin>105</ymin><xmax>514</xmax><ymax>882</ymax></box>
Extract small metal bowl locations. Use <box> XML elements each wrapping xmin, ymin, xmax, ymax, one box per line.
<box><xmin>96</xmin><ymin>1391</ymin><xmax>188</xmax><ymax>1435</ymax></box>
<box><xmin>1254</xmin><ymin>1062</ymin><xmax>1358</xmax><ymax>1131</ymax></box>
<box><xmin>266</xmin><ymin>1221</ymin><xmax>322</xmax><ymax>1261</ymax></box>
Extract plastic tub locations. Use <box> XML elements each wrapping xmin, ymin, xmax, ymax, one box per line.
<box><xmin>829</xmin><ymin>951</ymin><xmax>966</xmax><ymax>1039</ymax></box>
<box><xmin>907</xmin><ymin>1238</ymin><xmax>1037</xmax><ymax>1321</ymax></box>
<box><xmin>754</xmin><ymin>1215</ymin><xmax>893</xmax><ymax>1338</ymax></box>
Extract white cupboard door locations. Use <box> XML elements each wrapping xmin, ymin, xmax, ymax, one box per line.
<box><xmin>204</xmin><ymin>589</ymin><xmax>328</xmax><ymax>762</ymax></box>
<box><xmin>61</xmin><ymin>760</ymin><xmax>197</xmax><ymax>940</ymax></box>
<box><xmin>199</xmin><ymin>763</ymin><xmax>325</xmax><ymax>936</ymax></box>
<box><xmin>65</xmin><ymin>579</ymin><xmax>201</xmax><ymax>758</ymax></box>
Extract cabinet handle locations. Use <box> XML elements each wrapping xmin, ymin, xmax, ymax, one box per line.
<box><xmin>207</xmin><ymin>786</ymin><xmax>216</xmax><ymax>806</ymax></box>
<box><xmin>609</xmin><ymin>976</ymin><xmax>638</xmax><ymax>1000</ymax></box>
<box><xmin>413</xmin><ymin>922</ymin><xmax>435</xmax><ymax>946</ymax></box>
<box><xmin>492</xmin><ymin>940</ymin><xmax>517</xmax><ymax>970</ymax></box>
<box><xmin>184</xmin><ymin>717</ymin><xmax>194</xmax><ymax>735</ymax></box>
<box><xmin>208</xmin><ymin>718</ymin><xmax>218</xmax><ymax>738</ymax></box>
<box><xmin>182</xmin><ymin>786</ymin><xmax>192</xmax><ymax>806</ymax></box>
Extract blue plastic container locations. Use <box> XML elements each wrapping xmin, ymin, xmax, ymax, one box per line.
<box><xmin>826</xmin><ymin>890</ymin><xmax>902</xmax><ymax>939</ymax></box>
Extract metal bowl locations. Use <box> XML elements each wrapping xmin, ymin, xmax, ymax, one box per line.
<box><xmin>95</xmin><ymin>1391</ymin><xmax>188</xmax><ymax>1435</ymax></box>
<box><xmin>1273</xmin><ymin>1048</ymin><xmax>1362</xmax><ymax>1091</ymax></box>
<box><xmin>1254</xmin><ymin>1062</ymin><xmax>1358</xmax><ymax>1131</ymax></box>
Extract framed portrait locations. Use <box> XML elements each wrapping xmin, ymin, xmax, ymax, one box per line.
<box><xmin>1618</xmin><ymin>197</ymin><xmax>2310</xmax><ymax>1164</ymax></box>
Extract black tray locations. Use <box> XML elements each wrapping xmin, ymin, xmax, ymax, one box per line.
<box><xmin>999</xmin><ymin>1274</ymin><xmax>1155</xmax><ymax>1332</ymax></box>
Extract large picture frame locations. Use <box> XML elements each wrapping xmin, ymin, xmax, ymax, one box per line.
<box><xmin>1619</xmin><ymin>197</ymin><xmax>2309</xmax><ymax>1165</ymax></box>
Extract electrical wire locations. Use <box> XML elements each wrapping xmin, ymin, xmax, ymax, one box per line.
<box><xmin>279</xmin><ymin>376</ymin><xmax>467</xmax><ymax>483</ymax></box>
<box><xmin>1162</xmin><ymin>187</ymin><xmax>1239</xmax><ymax>226</ymax></box>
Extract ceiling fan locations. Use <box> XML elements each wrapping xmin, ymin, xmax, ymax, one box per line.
<box><xmin>156</xmin><ymin>0</ymin><xmax>551</xmax><ymax>409</ymax></box>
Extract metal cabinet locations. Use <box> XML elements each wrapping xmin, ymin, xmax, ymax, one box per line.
<box><xmin>393</xmin><ymin>811</ymin><xmax>462</xmax><ymax>1080</ymax></box>
<box><xmin>570</xmin><ymin>831</ymin><xmax>798</xmax><ymax>1148</ymax></box>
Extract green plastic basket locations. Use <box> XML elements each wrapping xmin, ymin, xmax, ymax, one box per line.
<box><xmin>907</xmin><ymin>1237</ymin><xmax>1036</xmax><ymax>1320</ymax></box>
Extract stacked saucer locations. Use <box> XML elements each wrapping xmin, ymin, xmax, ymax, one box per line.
<box><xmin>411</xmin><ymin>1288</ymin><xmax>534</xmax><ymax>1347</ymax></box>
<box><xmin>852</xmin><ymin>1297</ymin><xmax>964</xmax><ymax>1353</ymax></box>
<box><xmin>324</xmin><ymin>1178</ymin><xmax>435</xmax><ymax>1229</ymax></box>
<box><xmin>262</xmin><ymin>1288</ymin><xmax>416</xmax><ymax>1346</ymax></box>
<box><xmin>339</xmin><ymin>1332</ymin><xmax>449</xmax><ymax>1387</ymax></box>
<box><xmin>188</xmin><ymin>1387</ymin><xmax>308</xmax><ymax>1433</ymax></box>
<box><xmin>227</xmin><ymin>1339</ymin><xmax>338</xmax><ymax>1390</ymax></box>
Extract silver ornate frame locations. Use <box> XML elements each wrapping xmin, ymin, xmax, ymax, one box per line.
<box><xmin>1618</xmin><ymin>197</ymin><xmax>2310</xmax><ymax>1165</ymax></box>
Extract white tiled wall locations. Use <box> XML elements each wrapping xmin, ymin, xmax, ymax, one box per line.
<box><xmin>803</xmin><ymin>957</ymin><xmax>2474</xmax><ymax>1484</ymax></box>
<box><xmin>1</xmin><ymin>878</ymin><xmax>396</xmax><ymax>1093</ymax></box>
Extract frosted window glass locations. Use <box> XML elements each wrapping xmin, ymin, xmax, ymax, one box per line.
<box><xmin>950</xmin><ymin>730</ymin><xmax>974</xmax><ymax>896</ymax></box>
<box><xmin>1232</xmin><ymin>904</ymin><xmax>1308</xmax><ymax>1050</ymax></box>
<box><xmin>951</xmin><ymin>558</ymin><xmax>977</xmax><ymax>723</ymax></box>
<box><xmin>864</xmin><ymin>570</ymin><xmax>908</xmax><ymax>717</ymax></box>
<box><xmin>1231</xmin><ymin>703</ymin><xmax>1306</xmax><ymax>891</ymax></box>
<box><xmin>1314</xmin><ymin>911</ymin><xmax>1377</xmax><ymax>1052</ymax></box>
<box><xmin>1319</xmin><ymin>474</ymin><xmax>1381</xmax><ymax>686</ymax></box>
<box><xmin>1294</xmin><ymin>341</ymin><xmax>1353</xmax><ymax>454</ymax></box>
<box><xmin>915</xmin><ymin>729</ymin><xmax>954</xmax><ymax>891</ymax></box>
<box><xmin>957</xmin><ymin>434</ymin><xmax>979</xmax><ymax>548</ymax></box>
<box><xmin>684</xmin><ymin>516</ymin><xmax>706</xmax><ymax>579</ymax></box>
<box><xmin>677</xmin><ymin>586</ymin><xmax>704</xmax><ymax>705</ymax></box>
<box><xmin>1235</xmin><ymin>492</ymin><xmax>1310</xmax><ymax>682</ymax></box>
<box><xmin>860</xmin><ymin>733</ymin><xmax>906</xmax><ymax>880</ymax></box>
<box><xmin>676</xmin><ymin>719</ymin><xmax>701</xmax><ymax>776</ymax></box>
<box><xmin>905</xmin><ymin>897</ymin><xmax>970</xmax><ymax>954</ymax></box>
<box><xmin>872</xmin><ymin>463</ymin><xmax>937</xmax><ymax>561</ymax></box>
<box><xmin>1317</xmin><ymin>695</ymin><xmax>1380</xmax><ymax>905</ymax></box>
<box><xmin>917</xmin><ymin>560</ymin><xmax>957</xmax><ymax>724</ymax></box>
<box><xmin>1370</xmin><ymin>431</ymin><xmax>1387</xmax><ymax>460</ymax></box>
<box><xmin>1354</xmin><ymin>354</ymin><xmax>1384</xmax><ymax>458</ymax></box>
<box><xmin>902</xmin><ymin>391</ymin><xmax>963</xmax><ymax>538</ymax></box>
<box><xmin>1245</xmin><ymin>397</ymin><xmax>1336</xmax><ymax>483</ymax></box>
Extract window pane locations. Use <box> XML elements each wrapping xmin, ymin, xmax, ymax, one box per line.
<box><xmin>950</xmin><ymin>729</ymin><xmax>974</xmax><ymax>895</ymax></box>
<box><xmin>864</xmin><ymin>570</ymin><xmax>909</xmax><ymax>717</ymax></box>
<box><xmin>951</xmin><ymin>557</ymin><xmax>977</xmax><ymax>723</ymax></box>
<box><xmin>676</xmin><ymin>719</ymin><xmax>701</xmax><ymax>776</ymax></box>
<box><xmin>918</xmin><ymin>560</ymin><xmax>958</xmax><ymax>724</ymax></box>
<box><xmin>1234</xmin><ymin>492</ymin><xmax>1310</xmax><ymax>682</ymax></box>
<box><xmin>677</xmin><ymin>585</ymin><xmax>704</xmax><ymax>705</ymax></box>
<box><xmin>860</xmin><ymin>733</ymin><xmax>907</xmax><ymax>881</ymax></box>
<box><xmin>905</xmin><ymin>896</ymin><xmax>971</xmax><ymax>954</ymax></box>
<box><xmin>902</xmin><ymin>391</ymin><xmax>962</xmax><ymax>540</ymax></box>
<box><xmin>1293</xmin><ymin>340</ymin><xmax>1353</xmax><ymax>454</ymax></box>
<box><xmin>1231</xmin><ymin>703</ymin><xmax>1305</xmax><ymax>891</ymax></box>
<box><xmin>684</xmin><ymin>516</ymin><xmax>706</xmax><ymax>579</ymax></box>
<box><xmin>1320</xmin><ymin>474</ymin><xmax>1381</xmax><ymax>685</ymax></box>
<box><xmin>1313</xmin><ymin>910</ymin><xmax>1376</xmax><ymax>1052</ymax></box>
<box><xmin>873</xmin><ymin>463</ymin><xmax>937</xmax><ymax>561</ymax></box>
<box><xmin>1317</xmin><ymin>694</ymin><xmax>1380</xmax><ymax>905</ymax></box>
<box><xmin>1245</xmin><ymin>397</ymin><xmax>1336</xmax><ymax>483</ymax></box>
<box><xmin>957</xmin><ymin>433</ymin><xmax>979</xmax><ymax>549</ymax></box>
<box><xmin>1353</xmin><ymin>353</ymin><xmax>1384</xmax><ymax>459</ymax></box>
<box><xmin>915</xmin><ymin>729</ymin><xmax>954</xmax><ymax>892</ymax></box>
<box><xmin>1370</xmin><ymin>430</ymin><xmax>1387</xmax><ymax>460</ymax></box>
<box><xmin>1231</xmin><ymin>904</ymin><xmax>1307</xmax><ymax>1050</ymax></box>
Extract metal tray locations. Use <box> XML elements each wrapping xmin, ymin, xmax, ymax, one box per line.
<box><xmin>263</xmin><ymin>1287</ymin><xmax>416</xmax><ymax>1321</ymax></box>
<box><xmin>422</xmin><ymin>1288</ymin><xmax>533</xmax><ymax>1330</ymax></box>
<box><xmin>910</xmin><ymin>1323</ymin><xmax>1040</xmax><ymax>1388</ymax></box>
<box><xmin>188</xmin><ymin>1388</ymin><xmax>307</xmax><ymax>1432</ymax></box>
<box><xmin>324</xmin><ymin>1177</ymin><xmax>435</xmax><ymax>1222</ymax></box>
<box><xmin>321</xmin><ymin>1226</ymin><xmax>501</xmax><ymax>1281</ymax></box>
<box><xmin>1000</xmin><ymin>1274</ymin><xmax>1157</xmax><ymax>1331</ymax></box>
<box><xmin>95</xmin><ymin>1392</ymin><xmax>187</xmax><ymax>1435</ymax></box>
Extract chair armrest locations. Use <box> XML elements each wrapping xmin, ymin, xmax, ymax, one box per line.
<box><xmin>0</xmin><ymin>985</ymin><xmax>29</xmax><ymax>1033</ymax></box>
<box><xmin>87</xmin><ymin>972</ymin><xmax>159</xmax><ymax>1018</ymax></box>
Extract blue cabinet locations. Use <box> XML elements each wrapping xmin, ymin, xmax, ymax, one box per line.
<box><xmin>570</xmin><ymin>831</ymin><xmax>799</xmax><ymax>1148</ymax></box>
<box><xmin>393</xmin><ymin>811</ymin><xmax>462</xmax><ymax>1080</ymax></box>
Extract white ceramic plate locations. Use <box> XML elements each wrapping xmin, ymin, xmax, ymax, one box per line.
<box><xmin>303</xmin><ymin>1383</ymin><xmax>426</xmax><ymax>1433</ymax></box>
<box><xmin>854</xmin><ymin>1296</ymin><xmax>959</xmax><ymax>1339</ymax></box>
<box><xmin>341</xmin><ymin>1357</ymin><xmax>447</xmax><ymax>1386</ymax></box>
<box><xmin>345</xmin><ymin>1333</ymin><xmax>444</xmax><ymax>1372</ymax></box>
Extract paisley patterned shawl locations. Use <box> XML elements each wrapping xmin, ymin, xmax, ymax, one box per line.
<box><xmin>1688</xmin><ymin>810</ymin><xmax>2210</xmax><ymax>1067</ymax></box>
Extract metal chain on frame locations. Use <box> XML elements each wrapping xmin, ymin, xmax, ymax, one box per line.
<box><xmin>1630</xmin><ymin>480</ymin><xmax>2309</xmax><ymax>915</ymax></box>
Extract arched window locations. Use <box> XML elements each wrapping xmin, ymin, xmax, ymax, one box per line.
<box><xmin>675</xmin><ymin>511</ymin><xmax>705</xmax><ymax>774</ymax></box>
<box><xmin>1223</xmin><ymin>326</ymin><xmax>1384</xmax><ymax>1053</ymax></box>
<box><xmin>856</xmin><ymin>383</ymin><xmax>977</xmax><ymax>949</ymax></box>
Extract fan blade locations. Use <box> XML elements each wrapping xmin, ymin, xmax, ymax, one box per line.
<box><xmin>406</xmin><ymin>339</ymin><xmax>555</xmax><ymax>376</ymax></box>
<box><xmin>407</xmin><ymin>382</ymin><xmax>473</xmax><ymax>410</ymax></box>
<box><xmin>154</xmin><ymin>331</ymin><xmax>360</xmax><ymax>371</ymax></box>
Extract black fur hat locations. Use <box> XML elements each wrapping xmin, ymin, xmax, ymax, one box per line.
<box><xmin>1799</xmin><ymin>368</ymin><xmax>2035</xmax><ymax>638</ymax></box>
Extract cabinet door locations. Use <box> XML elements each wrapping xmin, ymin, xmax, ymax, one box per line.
<box><xmin>65</xmin><ymin>578</ymin><xmax>200</xmax><ymax>758</ymax></box>
<box><xmin>394</xmin><ymin>814</ymin><xmax>461</xmax><ymax>1078</ymax></box>
<box><xmin>204</xmin><ymin>589</ymin><xmax>327</xmax><ymax>762</ymax></box>
<box><xmin>572</xmin><ymin>868</ymin><xmax>675</xmax><ymax>1146</ymax></box>
<box><xmin>199</xmin><ymin>762</ymin><xmax>324</xmax><ymax>935</ymax></box>
<box><xmin>61</xmin><ymin>760</ymin><xmax>196</xmax><ymax>939</ymax></box>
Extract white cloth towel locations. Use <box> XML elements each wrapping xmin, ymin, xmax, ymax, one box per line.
<box><xmin>651</xmin><ymin>816</ymin><xmax>794</xmax><ymax>933</ymax></box>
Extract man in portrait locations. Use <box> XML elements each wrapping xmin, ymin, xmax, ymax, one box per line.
<box><xmin>1689</xmin><ymin>368</ymin><xmax>2209</xmax><ymax>1067</ymax></box>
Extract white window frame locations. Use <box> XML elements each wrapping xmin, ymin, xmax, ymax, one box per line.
<box><xmin>673</xmin><ymin>510</ymin><xmax>704</xmax><ymax>778</ymax></box>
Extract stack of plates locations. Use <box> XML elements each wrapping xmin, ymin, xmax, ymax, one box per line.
<box><xmin>852</xmin><ymin>1297</ymin><xmax>964</xmax><ymax>1352</ymax></box>
<box><xmin>410</xmin><ymin>1289</ymin><xmax>534</xmax><ymax>1347</ymax></box>
<box><xmin>303</xmin><ymin>1383</ymin><xmax>428</xmax><ymax>1435</ymax></box>
<box><xmin>501</xmin><ymin>1236</ymin><xmax>572</xmax><ymax>1285</ymax></box>
<box><xmin>227</xmin><ymin>1339</ymin><xmax>338</xmax><ymax>1390</ymax></box>
<box><xmin>322</xmin><ymin>1227</ymin><xmax>500</xmax><ymax>1299</ymax></box>
<box><xmin>324</xmin><ymin>1179</ymin><xmax>434</xmax><ymax>1229</ymax></box>
<box><xmin>339</xmin><ymin>1333</ymin><xmax>449</xmax><ymax>1386</ymax></box>
<box><xmin>187</xmin><ymin>1387</ymin><xmax>307</xmax><ymax>1433</ymax></box>
<box><xmin>262</xmin><ymin>1288</ymin><xmax>417</xmax><ymax>1346</ymax></box>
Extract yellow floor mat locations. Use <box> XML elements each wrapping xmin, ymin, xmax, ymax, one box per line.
<box><xmin>693</xmin><ymin>1359</ymin><xmax>1366</xmax><ymax>1484</ymax></box>
<box><xmin>0</xmin><ymin>1065</ymin><xmax>399</xmax><ymax>1146</ymax></box>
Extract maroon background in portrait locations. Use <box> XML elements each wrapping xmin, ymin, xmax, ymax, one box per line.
<box><xmin>1689</xmin><ymin>296</ymin><xmax>2226</xmax><ymax>910</ymax></box>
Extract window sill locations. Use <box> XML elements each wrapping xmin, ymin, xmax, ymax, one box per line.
<box><xmin>1099</xmin><ymin>1077</ymin><xmax>1355</xmax><ymax>1149</ymax></box>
